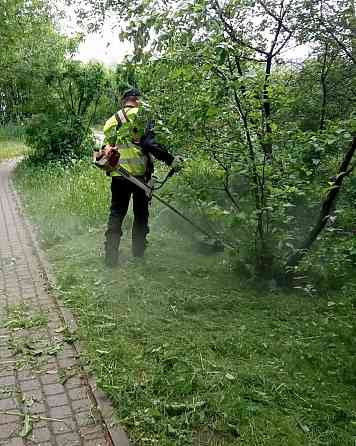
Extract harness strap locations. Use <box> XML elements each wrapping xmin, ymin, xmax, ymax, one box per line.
<box><xmin>114</xmin><ymin>107</ymin><xmax>130</xmax><ymax>130</ymax></box>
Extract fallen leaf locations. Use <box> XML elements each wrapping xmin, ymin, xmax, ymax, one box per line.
<box><xmin>225</xmin><ymin>373</ymin><xmax>236</xmax><ymax>381</ymax></box>
<box><xmin>96</xmin><ymin>350</ymin><xmax>110</xmax><ymax>355</ymax></box>
<box><xmin>19</xmin><ymin>414</ymin><xmax>33</xmax><ymax>438</ymax></box>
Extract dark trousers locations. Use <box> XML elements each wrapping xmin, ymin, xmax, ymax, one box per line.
<box><xmin>105</xmin><ymin>176</ymin><xmax>149</xmax><ymax>257</ymax></box>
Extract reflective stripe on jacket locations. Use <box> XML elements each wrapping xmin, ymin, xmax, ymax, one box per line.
<box><xmin>103</xmin><ymin>107</ymin><xmax>147</xmax><ymax>177</ymax></box>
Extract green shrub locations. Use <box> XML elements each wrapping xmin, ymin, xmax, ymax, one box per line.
<box><xmin>25</xmin><ymin>113</ymin><xmax>94</xmax><ymax>163</ymax></box>
<box><xmin>24</xmin><ymin>60</ymin><xmax>106</xmax><ymax>163</ymax></box>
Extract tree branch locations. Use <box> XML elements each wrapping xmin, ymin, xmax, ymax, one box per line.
<box><xmin>212</xmin><ymin>151</ymin><xmax>240</xmax><ymax>210</ymax></box>
<box><xmin>212</xmin><ymin>0</ymin><xmax>269</xmax><ymax>56</ymax></box>
<box><xmin>286</xmin><ymin>135</ymin><xmax>356</xmax><ymax>269</ymax></box>
<box><xmin>319</xmin><ymin>43</ymin><xmax>329</xmax><ymax>131</ymax></box>
<box><xmin>317</xmin><ymin>15</ymin><xmax>356</xmax><ymax>64</ymax></box>
<box><xmin>257</xmin><ymin>0</ymin><xmax>292</xmax><ymax>34</ymax></box>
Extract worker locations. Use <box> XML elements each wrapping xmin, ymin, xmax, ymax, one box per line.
<box><xmin>102</xmin><ymin>88</ymin><xmax>183</xmax><ymax>267</ymax></box>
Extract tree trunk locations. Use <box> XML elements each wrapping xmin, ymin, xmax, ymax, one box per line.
<box><xmin>286</xmin><ymin>135</ymin><xmax>356</xmax><ymax>269</ymax></box>
<box><xmin>319</xmin><ymin>44</ymin><xmax>329</xmax><ymax>131</ymax></box>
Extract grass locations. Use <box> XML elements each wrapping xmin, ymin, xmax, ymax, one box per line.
<box><xmin>14</xmin><ymin>157</ymin><xmax>356</xmax><ymax>445</ymax></box>
<box><xmin>0</xmin><ymin>125</ymin><xmax>27</xmax><ymax>160</ymax></box>
<box><xmin>5</xmin><ymin>303</ymin><xmax>48</xmax><ymax>330</ymax></box>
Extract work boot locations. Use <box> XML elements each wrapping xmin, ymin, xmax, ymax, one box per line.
<box><xmin>104</xmin><ymin>234</ymin><xmax>120</xmax><ymax>267</ymax></box>
<box><xmin>132</xmin><ymin>247</ymin><xmax>145</xmax><ymax>258</ymax></box>
<box><xmin>132</xmin><ymin>224</ymin><xmax>147</xmax><ymax>258</ymax></box>
<box><xmin>132</xmin><ymin>238</ymin><xmax>146</xmax><ymax>258</ymax></box>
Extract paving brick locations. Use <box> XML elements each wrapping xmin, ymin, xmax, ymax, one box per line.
<box><xmin>76</xmin><ymin>411</ymin><xmax>97</xmax><ymax>427</ymax></box>
<box><xmin>19</xmin><ymin>378</ymin><xmax>41</xmax><ymax>391</ymax></box>
<box><xmin>71</xmin><ymin>398</ymin><xmax>92</xmax><ymax>413</ymax></box>
<box><xmin>46</xmin><ymin>392</ymin><xmax>69</xmax><ymax>408</ymax></box>
<box><xmin>0</xmin><ymin>423</ymin><xmax>19</xmax><ymax>440</ymax></box>
<box><xmin>80</xmin><ymin>425</ymin><xmax>105</xmax><ymax>440</ymax></box>
<box><xmin>30</xmin><ymin>427</ymin><xmax>52</xmax><ymax>443</ymax></box>
<box><xmin>0</xmin><ymin>367</ymin><xmax>15</xmax><ymax>378</ymax></box>
<box><xmin>0</xmin><ymin>412</ymin><xmax>20</xmax><ymax>424</ymax></box>
<box><xmin>61</xmin><ymin>346</ymin><xmax>77</xmax><ymax>358</ymax></box>
<box><xmin>56</xmin><ymin>432</ymin><xmax>81</xmax><ymax>445</ymax></box>
<box><xmin>28</xmin><ymin>443</ymin><xmax>51</xmax><ymax>446</ymax></box>
<box><xmin>46</xmin><ymin>358</ymin><xmax>58</xmax><ymax>367</ymax></box>
<box><xmin>43</xmin><ymin>383</ymin><xmax>65</xmax><ymax>396</ymax></box>
<box><xmin>0</xmin><ymin>375</ymin><xmax>16</xmax><ymax>386</ymax></box>
<box><xmin>0</xmin><ymin>438</ymin><xmax>25</xmax><ymax>446</ymax></box>
<box><xmin>40</xmin><ymin>372</ymin><xmax>60</xmax><ymax>385</ymax></box>
<box><xmin>0</xmin><ymin>348</ymin><xmax>14</xmax><ymax>359</ymax></box>
<box><xmin>58</xmin><ymin>357</ymin><xmax>76</xmax><ymax>368</ymax></box>
<box><xmin>31</xmin><ymin>418</ymin><xmax>49</xmax><ymax>429</ymax></box>
<box><xmin>0</xmin><ymin>397</ymin><xmax>17</xmax><ymax>410</ymax></box>
<box><xmin>82</xmin><ymin>440</ymin><xmax>108</xmax><ymax>446</ymax></box>
<box><xmin>49</xmin><ymin>404</ymin><xmax>73</xmax><ymax>419</ymax></box>
<box><xmin>17</xmin><ymin>370</ymin><xmax>35</xmax><ymax>381</ymax></box>
<box><xmin>31</xmin><ymin>400</ymin><xmax>46</xmax><ymax>414</ymax></box>
<box><xmin>64</xmin><ymin>376</ymin><xmax>82</xmax><ymax>389</ymax></box>
<box><xmin>68</xmin><ymin>386</ymin><xmax>87</xmax><ymax>401</ymax></box>
<box><xmin>51</xmin><ymin>417</ymin><xmax>76</xmax><ymax>434</ymax></box>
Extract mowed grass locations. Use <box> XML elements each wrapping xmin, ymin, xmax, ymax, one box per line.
<box><xmin>15</xmin><ymin>158</ymin><xmax>356</xmax><ymax>446</ymax></box>
<box><xmin>0</xmin><ymin>125</ymin><xmax>27</xmax><ymax>160</ymax></box>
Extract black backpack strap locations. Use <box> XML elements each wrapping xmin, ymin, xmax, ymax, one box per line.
<box><xmin>122</xmin><ymin>107</ymin><xmax>130</xmax><ymax>122</ymax></box>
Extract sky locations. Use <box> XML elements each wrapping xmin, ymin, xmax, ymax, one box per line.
<box><xmin>60</xmin><ymin>5</ymin><xmax>310</xmax><ymax>66</ymax></box>
<box><xmin>59</xmin><ymin>6</ymin><xmax>133</xmax><ymax>65</ymax></box>
<box><xmin>76</xmin><ymin>31</ymin><xmax>133</xmax><ymax>65</ymax></box>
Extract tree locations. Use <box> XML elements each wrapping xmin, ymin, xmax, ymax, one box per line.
<box><xmin>26</xmin><ymin>60</ymin><xmax>107</xmax><ymax>161</ymax></box>
<box><xmin>0</xmin><ymin>0</ymin><xmax>77</xmax><ymax>124</ymax></box>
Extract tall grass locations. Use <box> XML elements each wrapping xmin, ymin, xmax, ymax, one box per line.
<box><xmin>0</xmin><ymin>124</ymin><xmax>27</xmax><ymax>160</ymax></box>
<box><xmin>15</xmin><ymin>159</ymin><xmax>110</xmax><ymax>246</ymax></box>
<box><xmin>0</xmin><ymin>124</ymin><xmax>26</xmax><ymax>140</ymax></box>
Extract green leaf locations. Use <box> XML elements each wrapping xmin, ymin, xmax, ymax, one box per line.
<box><xmin>19</xmin><ymin>414</ymin><xmax>33</xmax><ymax>438</ymax></box>
<box><xmin>216</xmin><ymin>47</ymin><xmax>227</xmax><ymax>65</ymax></box>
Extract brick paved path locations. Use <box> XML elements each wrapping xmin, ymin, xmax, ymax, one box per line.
<box><xmin>0</xmin><ymin>160</ymin><xmax>119</xmax><ymax>446</ymax></box>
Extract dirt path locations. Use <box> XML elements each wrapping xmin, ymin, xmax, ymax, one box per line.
<box><xmin>0</xmin><ymin>159</ymin><xmax>128</xmax><ymax>446</ymax></box>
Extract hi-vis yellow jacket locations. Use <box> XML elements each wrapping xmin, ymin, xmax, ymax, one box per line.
<box><xmin>103</xmin><ymin>106</ymin><xmax>147</xmax><ymax>177</ymax></box>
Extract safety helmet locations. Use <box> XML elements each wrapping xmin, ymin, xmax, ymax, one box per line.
<box><xmin>122</xmin><ymin>88</ymin><xmax>141</xmax><ymax>100</ymax></box>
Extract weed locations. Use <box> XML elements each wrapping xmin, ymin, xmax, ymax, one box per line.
<box><xmin>5</xmin><ymin>304</ymin><xmax>48</xmax><ymax>330</ymax></box>
<box><xmin>0</xmin><ymin>385</ymin><xmax>16</xmax><ymax>398</ymax></box>
<box><xmin>55</xmin><ymin>326</ymin><xmax>78</xmax><ymax>344</ymax></box>
<box><xmin>58</xmin><ymin>365</ymin><xmax>80</xmax><ymax>384</ymax></box>
<box><xmin>0</xmin><ymin>126</ymin><xmax>27</xmax><ymax>160</ymax></box>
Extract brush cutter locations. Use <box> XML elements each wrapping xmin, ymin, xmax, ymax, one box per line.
<box><xmin>113</xmin><ymin>164</ymin><xmax>235</xmax><ymax>253</ymax></box>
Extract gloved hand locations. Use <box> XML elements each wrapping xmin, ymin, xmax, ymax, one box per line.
<box><xmin>171</xmin><ymin>155</ymin><xmax>184</xmax><ymax>171</ymax></box>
